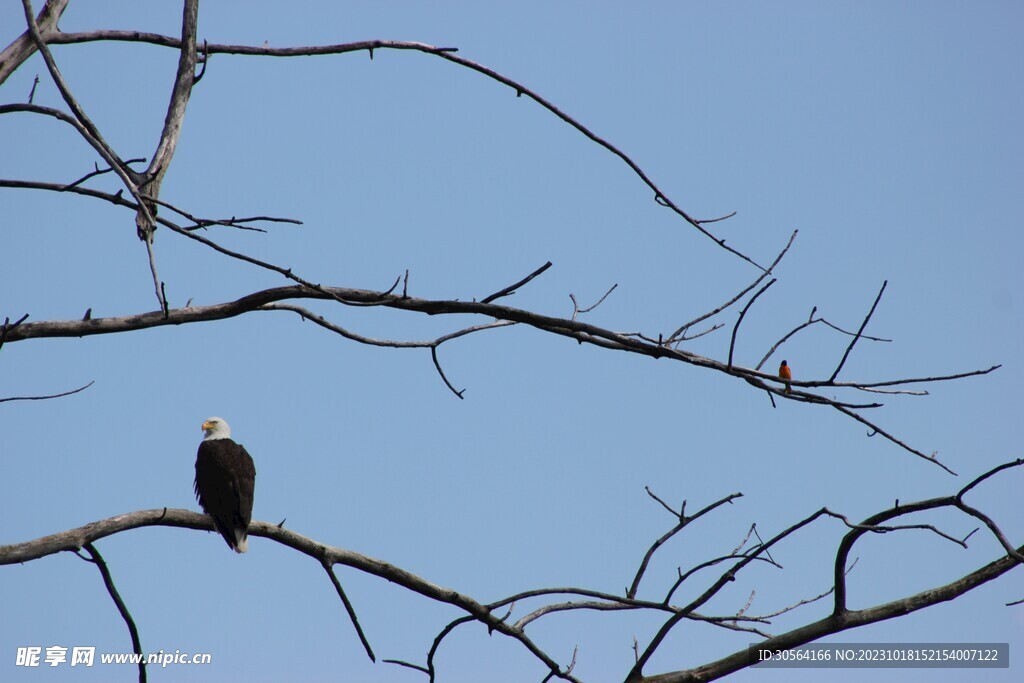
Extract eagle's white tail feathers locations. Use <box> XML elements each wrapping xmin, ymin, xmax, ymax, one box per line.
<box><xmin>234</xmin><ymin>533</ymin><xmax>249</xmax><ymax>554</ymax></box>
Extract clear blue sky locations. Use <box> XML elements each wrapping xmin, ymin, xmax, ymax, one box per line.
<box><xmin>2</xmin><ymin>2</ymin><xmax>1022</xmax><ymax>682</ymax></box>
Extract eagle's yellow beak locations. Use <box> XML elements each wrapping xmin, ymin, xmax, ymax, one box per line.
<box><xmin>201</xmin><ymin>420</ymin><xmax>213</xmax><ymax>431</ymax></box>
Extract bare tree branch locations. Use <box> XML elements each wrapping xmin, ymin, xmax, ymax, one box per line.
<box><xmin>16</xmin><ymin>4</ymin><xmax>144</xmax><ymax>196</ymax></box>
<box><xmin>0</xmin><ymin>0</ymin><xmax>69</xmax><ymax>85</ymax></box>
<box><xmin>668</xmin><ymin>230</ymin><xmax>796</xmax><ymax>344</ymax></box>
<box><xmin>0</xmin><ymin>379</ymin><xmax>94</xmax><ymax>403</ymax></box>
<box><xmin>10</xmin><ymin>6</ymin><xmax>162</xmax><ymax>306</ymax></box>
<box><xmin>135</xmin><ymin>0</ymin><xmax>199</xmax><ymax>240</ymax></box>
<box><xmin>628</xmin><ymin>491</ymin><xmax>742</xmax><ymax>599</ymax></box>
<box><xmin>829</xmin><ymin>280</ymin><xmax>887</xmax><ymax>382</ymax></box>
<box><xmin>481</xmin><ymin>261</ymin><xmax>553</xmax><ymax>304</ymax></box>
<box><xmin>79</xmin><ymin>543</ymin><xmax>147</xmax><ymax>683</ymax></box>
<box><xmin>3</xmin><ymin>452</ymin><xmax>1020</xmax><ymax>683</ymax></box>
<box><xmin>29</xmin><ymin>31</ymin><xmax>762</xmax><ymax>267</ymax></box>
<box><xmin>322</xmin><ymin>561</ymin><xmax>376</xmax><ymax>662</ymax></box>
<box><xmin>831</xmin><ymin>403</ymin><xmax>956</xmax><ymax>475</ymax></box>
<box><xmin>727</xmin><ymin>279</ymin><xmax>775</xmax><ymax>369</ymax></box>
<box><xmin>570</xmin><ymin>283</ymin><xmax>617</xmax><ymax>321</ymax></box>
<box><xmin>629</xmin><ymin>507</ymin><xmax>832</xmax><ymax>680</ymax></box>
<box><xmin>0</xmin><ymin>313</ymin><xmax>30</xmax><ymax>351</ymax></box>
<box><xmin>0</xmin><ymin>271</ymin><xmax>976</xmax><ymax>472</ymax></box>
<box><xmin>2</xmin><ymin>12</ymin><xmax>1016</xmax><ymax>683</ymax></box>
<box><xmin>755</xmin><ymin>304</ymin><xmax>891</xmax><ymax>373</ymax></box>
<box><xmin>383</xmin><ymin>658</ymin><xmax>430</xmax><ymax>675</ymax></box>
<box><xmin>0</xmin><ymin>508</ymin><xmax>580</xmax><ymax>682</ymax></box>
<box><xmin>63</xmin><ymin>158</ymin><xmax>147</xmax><ymax>190</ymax></box>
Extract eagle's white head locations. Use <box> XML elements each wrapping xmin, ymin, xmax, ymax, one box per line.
<box><xmin>201</xmin><ymin>416</ymin><xmax>232</xmax><ymax>441</ymax></box>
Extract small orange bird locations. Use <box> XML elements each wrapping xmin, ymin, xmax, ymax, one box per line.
<box><xmin>779</xmin><ymin>360</ymin><xmax>792</xmax><ymax>394</ymax></box>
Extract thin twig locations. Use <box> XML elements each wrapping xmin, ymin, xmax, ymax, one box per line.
<box><xmin>631</xmin><ymin>491</ymin><xmax>742</xmax><ymax>599</ymax></box>
<box><xmin>322</xmin><ymin>561</ymin><xmax>376</xmax><ymax>662</ymax></box>
<box><xmin>481</xmin><ymin>261</ymin><xmax>553</xmax><ymax>304</ymax></box>
<box><xmin>728</xmin><ymin>279</ymin><xmax>776</xmax><ymax>369</ymax></box>
<box><xmin>62</xmin><ymin>157</ymin><xmax>147</xmax><ymax>190</ymax></box>
<box><xmin>570</xmin><ymin>283</ymin><xmax>617</xmax><ymax>321</ymax></box>
<box><xmin>831</xmin><ymin>404</ymin><xmax>956</xmax><ymax>475</ymax></box>
<box><xmin>80</xmin><ymin>543</ymin><xmax>146</xmax><ymax>683</ymax></box>
<box><xmin>0</xmin><ymin>313</ymin><xmax>30</xmax><ymax>351</ymax></box>
<box><xmin>42</xmin><ymin>32</ymin><xmax>762</xmax><ymax>267</ymax></box>
<box><xmin>383</xmin><ymin>659</ymin><xmax>430</xmax><ymax>674</ymax></box>
<box><xmin>830</xmin><ymin>280</ymin><xmax>887</xmax><ymax>382</ymax></box>
<box><xmin>0</xmin><ymin>380</ymin><xmax>94</xmax><ymax>403</ymax></box>
<box><xmin>695</xmin><ymin>211</ymin><xmax>737</xmax><ymax>225</ymax></box>
<box><xmin>431</xmin><ymin>347</ymin><xmax>465</xmax><ymax>399</ymax></box>
<box><xmin>669</xmin><ymin>230</ymin><xmax>796</xmax><ymax>343</ymax></box>
<box><xmin>630</xmin><ymin>507</ymin><xmax>833</xmax><ymax>679</ymax></box>
<box><xmin>150</xmin><ymin>195</ymin><xmax>302</xmax><ymax>231</ymax></box>
<box><xmin>143</xmin><ymin>236</ymin><xmax>167</xmax><ymax>313</ymax></box>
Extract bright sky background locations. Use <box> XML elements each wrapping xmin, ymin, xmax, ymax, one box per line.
<box><xmin>2</xmin><ymin>2</ymin><xmax>1022</xmax><ymax>682</ymax></box>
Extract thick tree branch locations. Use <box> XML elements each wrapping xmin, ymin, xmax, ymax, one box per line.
<box><xmin>629</xmin><ymin>508</ymin><xmax>832</xmax><ymax>680</ymax></box>
<box><xmin>8</xmin><ymin>5</ymin><xmax>163</xmax><ymax>303</ymax></box>
<box><xmin>4</xmin><ymin>455</ymin><xmax>1020</xmax><ymax>683</ymax></box>
<box><xmin>0</xmin><ymin>0</ymin><xmax>68</xmax><ymax>85</ymax></box>
<box><xmin>0</xmin><ymin>509</ymin><xmax>580</xmax><ymax>683</ymax></box>
<box><xmin>17</xmin><ymin>4</ymin><xmax>143</xmax><ymax>193</ymax></box>
<box><xmin>631</xmin><ymin>478</ymin><xmax>1024</xmax><ymax>683</ymax></box>
<box><xmin>134</xmin><ymin>0</ymin><xmax>199</xmax><ymax>240</ymax></box>
<box><xmin>0</xmin><ymin>275</ymin><xmax>978</xmax><ymax>472</ymax></box>
<box><xmin>640</xmin><ymin>542</ymin><xmax>1022</xmax><ymax>683</ymax></box>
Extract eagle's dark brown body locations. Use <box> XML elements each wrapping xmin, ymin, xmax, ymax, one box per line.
<box><xmin>194</xmin><ymin>437</ymin><xmax>256</xmax><ymax>553</ymax></box>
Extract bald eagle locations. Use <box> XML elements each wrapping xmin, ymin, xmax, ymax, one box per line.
<box><xmin>194</xmin><ymin>417</ymin><xmax>256</xmax><ymax>553</ymax></box>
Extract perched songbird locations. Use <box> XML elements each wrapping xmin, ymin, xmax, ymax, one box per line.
<box><xmin>779</xmin><ymin>360</ymin><xmax>792</xmax><ymax>394</ymax></box>
<box><xmin>194</xmin><ymin>417</ymin><xmax>256</xmax><ymax>553</ymax></box>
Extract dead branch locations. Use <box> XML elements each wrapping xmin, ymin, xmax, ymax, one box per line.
<box><xmin>63</xmin><ymin>158</ymin><xmax>147</xmax><ymax>190</ymax></box>
<box><xmin>668</xmin><ymin>229</ymin><xmax>797</xmax><ymax>344</ymax></box>
<box><xmin>4</xmin><ymin>456</ymin><xmax>1021</xmax><ymax>683</ymax></box>
<box><xmin>322</xmin><ymin>561</ymin><xmax>376</xmax><ymax>662</ymax></box>
<box><xmin>7</xmin><ymin>7</ymin><xmax>162</xmax><ymax>305</ymax></box>
<box><xmin>78</xmin><ymin>543</ymin><xmax>147</xmax><ymax>683</ymax></box>
<box><xmin>0</xmin><ymin>273</ymin><xmax>979</xmax><ymax>472</ymax></box>
<box><xmin>0</xmin><ymin>313</ymin><xmax>30</xmax><ymax>351</ymax></box>
<box><xmin>629</xmin><ymin>507</ymin><xmax>834</xmax><ymax>680</ymax></box>
<box><xmin>570</xmin><ymin>283</ymin><xmax>617</xmax><ymax>321</ymax></box>
<box><xmin>24</xmin><ymin>31</ymin><xmax>761</xmax><ymax>267</ymax></box>
<box><xmin>0</xmin><ymin>379</ymin><xmax>94</xmax><ymax>403</ymax></box>
<box><xmin>628</xmin><ymin>491</ymin><xmax>743</xmax><ymax>599</ymax></box>
<box><xmin>134</xmin><ymin>0</ymin><xmax>198</xmax><ymax>240</ymax></box>
<box><xmin>829</xmin><ymin>280</ymin><xmax>887</xmax><ymax>382</ymax></box>
<box><xmin>755</xmin><ymin>304</ymin><xmax>892</xmax><ymax>373</ymax></box>
<box><xmin>0</xmin><ymin>0</ymin><xmax>69</xmax><ymax>85</ymax></box>
<box><xmin>0</xmin><ymin>508</ymin><xmax>581</xmax><ymax>683</ymax></box>
<box><xmin>481</xmin><ymin>261</ymin><xmax>553</xmax><ymax>304</ymax></box>
<box><xmin>727</xmin><ymin>279</ymin><xmax>775</xmax><ymax>369</ymax></box>
<box><xmin>0</xmin><ymin>179</ymin><xmax>992</xmax><ymax>466</ymax></box>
